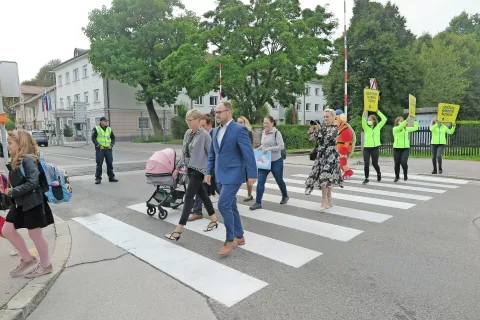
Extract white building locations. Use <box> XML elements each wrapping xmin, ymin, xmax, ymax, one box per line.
<box><xmin>51</xmin><ymin>48</ymin><xmax>326</xmax><ymax>140</ymax></box>
<box><xmin>12</xmin><ymin>85</ymin><xmax>56</xmax><ymax>131</ymax></box>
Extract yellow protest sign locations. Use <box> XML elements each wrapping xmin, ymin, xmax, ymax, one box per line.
<box><xmin>438</xmin><ymin>103</ymin><xmax>460</xmax><ymax>123</ymax></box>
<box><xmin>364</xmin><ymin>89</ymin><xmax>379</xmax><ymax>112</ymax></box>
<box><xmin>409</xmin><ymin>94</ymin><xmax>416</xmax><ymax>117</ymax></box>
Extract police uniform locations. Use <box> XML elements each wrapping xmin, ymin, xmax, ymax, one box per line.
<box><xmin>92</xmin><ymin>117</ymin><xmax>118</xmax><ymax>184</ymax></box>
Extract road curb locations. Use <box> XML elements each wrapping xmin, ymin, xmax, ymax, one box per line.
<box><xmin>0</xmin><ymin>215</ymin><xmax>72</xmax><ymax>320</ymax></box>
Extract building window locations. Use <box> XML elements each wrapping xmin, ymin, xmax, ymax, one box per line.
<box><xmin>306</xmin><ymin>87</ymin><xmax>311</xmax><ymax>95</ymax></box>
<box><xmin>58</xmin><ymin>75</ymin><xmax>63</xmax><ymax>86</ymax></box>
<box><xmin>194</xmin><ymin>97</ymin><xmax>203</xmax><ymax>105</ymax></box>
<box><xmin>209</xmin><ymin>96</ymin><xmax>218</xmax><ymax>106</ymax></box>
<box><xmin>84</xmin><ymin>92</ymin><xmax>89</xmax><ymax>104</ymax></box>
<box><xmin>306</xmin><ymin>103</ymin><xmax>310</xmax><ymax>111</ymax></box>
<box><xmin>73</xmin><ymin>69</ymin><xmax>79</xmax><ymax>81</ymax></box>
<box><xmin>65</xmin><ymin>72</ymin><xmax>70</xmax><ymax>84</ymax></box>
<box><xmin>67</xmin><ymin>96</ymin><xmax>71</xmax><ymax>107</ymax></box>
<box><xmin>138</xmin><ymin>117</ymin><xmax>150</xmax><ymax>129</ymax></box>
<box><xmin>315</xmin><ymin>88</ymin><xmax>320</xmax><ymax>96</ymax></box>
<box><xmin>94</xmin><ymin>90</ymin><xmax>100</xmax><ymax>102</ymax></box>
<box><xmin>60</xmin><ymin>98</ymin><xmax>64</xmax><ymax>108</ymax></box>
<box><xmin>296</xmin><ymin>101</ymin><xmax>301</xmax><ymax>110</ymax></box>
<box><xmin>315</xmin><ymin>104</ymin><xmax>319</xmax><ymax>112</ymax></box>
<box><xmin>83</xmin><ymin>65</ymin><xmax>88</xmax><ymax>78</ymax></box>
<box><xmin>74</xmin><ymin>94</ymin><xmax>80</xmax><ymax>102</ymax></box>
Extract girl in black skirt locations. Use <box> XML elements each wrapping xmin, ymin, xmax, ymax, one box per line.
<box><xmin>1</xmin><ymin>129</ymin><xmax>54</xmax><ymax>278</ymax></box>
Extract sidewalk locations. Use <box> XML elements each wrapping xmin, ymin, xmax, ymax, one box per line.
<box><xmin>0</xmin><ymin>215</ymin><xmax>71</xmax><ymax>320</ymax></box>
<box><xmin>284</xmin><ymin>155</ymin><xmax>480</xmax><ymax>181</ymax></box>
<box><xmin>25</xmin><ymin>219</ymin><xmax>217</xmax><ymax>320</ymax></box>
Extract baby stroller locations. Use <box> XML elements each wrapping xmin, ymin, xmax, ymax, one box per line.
<box><xmin>145</xmin><ymin>148</ymin><xmax>187</xmax><ymax>220</ymax></box>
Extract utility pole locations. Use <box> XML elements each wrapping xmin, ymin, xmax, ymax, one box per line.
<box><xmin>344</xmin><ymin>0</ymin><xmax>348</xmax><ymax>118</ymax></box>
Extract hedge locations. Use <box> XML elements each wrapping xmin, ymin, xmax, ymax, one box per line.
<box><xmin>276</xmin><ymin>125</ymin><xmax>315</xmax><ymax>150</ymax></box>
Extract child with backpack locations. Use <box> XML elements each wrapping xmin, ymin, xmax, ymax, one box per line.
<box><xmin>1</xmin><ymin>129</ymin><xmax>55</xmax><ymax>278</ymax></box>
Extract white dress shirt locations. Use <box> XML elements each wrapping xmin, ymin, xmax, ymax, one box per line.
<box><xmin>217</xmin><ymin>119</ymin><xmax>233</xmax><ymax>148</ymax></box>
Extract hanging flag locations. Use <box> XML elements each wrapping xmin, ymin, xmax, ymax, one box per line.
<box><xmin>42</xmin><ymin>93</ymin><xmax>52</xmax><ymax>112</ymax></box>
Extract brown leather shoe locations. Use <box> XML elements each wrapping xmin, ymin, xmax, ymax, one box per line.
<box><xmin>234</xmin><ymin>236</ymin><xmax>245</xmax><ymax>247</ymax></box>
<box><xmin>218</xmin><ymin>241</ymin><xmax>234</xmax><ymax>256</ymax></box>
<box><xmin>187</xmin><ymin>215</ymin><xmax>203</xmax><ymax>222</ymax></box>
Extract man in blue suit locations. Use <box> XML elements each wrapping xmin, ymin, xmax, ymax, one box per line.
<box><xmin>206</xmin><ymin>101</ymin><xmax>257</xmax><ymax>256</ymax></box>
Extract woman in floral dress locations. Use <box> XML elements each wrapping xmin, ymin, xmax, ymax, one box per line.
<box><xmin>305</xmin><ymin>108</ymin><xmax>344</xmax><ymax>210</ymax></box>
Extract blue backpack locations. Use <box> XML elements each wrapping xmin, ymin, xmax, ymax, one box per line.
<box><xmin>20</xmin><ymin>154</ymin><xmax>72</xmax><ymax>204</ymax></box>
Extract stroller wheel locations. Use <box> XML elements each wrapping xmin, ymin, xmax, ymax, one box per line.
<box><xmin>147</xmin><ymin>207</ymin><xmax>157</xmax><ymax>216</ymax></box>
<box><xmin>158</xmin><ymin>208</ymin><xmax>168</xmax><ymax>220</ymax></box>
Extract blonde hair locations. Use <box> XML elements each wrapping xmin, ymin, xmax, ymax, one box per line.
<box><xmin>7</xmin><ymin>129</ymin><xmax>40</xmax><ymax>169</ymax></box>
<box><xmin>185</xmin><ymin>108</ymin><xmax>203</xmax><ymax>120</ymax></box>
<box><xmin>237</xmin><ymin>116</ymin><xmax>252</xmax><ymax>132</ymax></box>
<box><xmin>323</xmin><ymin>108</ymin><xmax>335</xmax><ymax>118</ymax></box>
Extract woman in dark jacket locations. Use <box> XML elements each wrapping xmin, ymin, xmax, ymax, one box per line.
<box><xmin>1</xmin><ymin>129</ymin><xmax>54</xmax><ymax>278</ymax></box>
<box><xmin>237</xmin><ymin>116</ymin><xmax>254</xmax><ymax>201</ymax></box>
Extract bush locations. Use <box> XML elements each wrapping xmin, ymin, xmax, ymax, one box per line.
<box><xmin>276</xmin><ymin>125</ymin><xmax>315</xmax><ymax>149</ymax></box>
<box><xmin>63</xmin><ymin>125</ymin><xmax>73</xmax><ymax>137</ymax></box>
<box><xmin>171</xmin><ymin>104</ymin><xmax>188</xmax><ymax>139</ymax></box>
<box><xmin>284</xmin><ymin>107</ymin><xmax>298</xmax><ymax>124</ymax></box>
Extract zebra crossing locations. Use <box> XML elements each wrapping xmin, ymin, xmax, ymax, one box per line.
<box><xmin>72</xmin><ymin>171</ymin><xmax>469</xmax><ymax>308</ymax></box>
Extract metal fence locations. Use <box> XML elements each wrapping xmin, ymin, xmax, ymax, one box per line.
<box><xmin>366</xmin><ymin>124</ymin><xmax>480</xmax><ymax>156</ymax></box>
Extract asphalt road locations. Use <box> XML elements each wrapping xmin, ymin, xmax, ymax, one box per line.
<box><xmin>26</xmin><ymin>144</ymin><xmax>480</xmax><ymax>320</ymax></box>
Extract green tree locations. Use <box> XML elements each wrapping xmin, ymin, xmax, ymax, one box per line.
<box><xmin>22</xmin><ymin>59</ymin><xmax>61</xmax><ymax>86</ymax></box>
<box><xmin>447</xmin><ymin>11</ymin><xmax>480</xmax><ymax>40</ymax></box>
<box><xmin>324</xmin><ymin>0</ymin><xmax>421</xmax><ymax>125</ymax></box>
<box><xmin>284</xmin><ymin>106</ymin><xmax>297</xmax><ymax>124</ymax></box>
<box><xmin>83</xmin><ymin>0</ymin><xmax>198</xmax><ymax>136</ymax></box>
<box><xmin>1</xmin><ymin>97</ymin><xmax>18</xmax><ymax>120</ymax></box>
<box><xmin>170</xmin><ymin>0</ymin><xmax>336</xmax><ymax>121</ymax></box>
<box><xmin>5</xmin><ymin>118</ymin><xmax>15</xmax><ymax>131</ymax></box>
<box><xmin>417</xmin><ymin>37</ymin><xmax>470</xmax><ymax>109</ymax></box>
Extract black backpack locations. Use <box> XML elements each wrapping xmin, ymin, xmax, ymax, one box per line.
<box><xmin>274</xmin><ymin>131</ymin><xmax>287</xmax><ymax>159</ymax></box>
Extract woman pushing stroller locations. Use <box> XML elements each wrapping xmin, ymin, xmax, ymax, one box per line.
<box><xmin>165</xmin><ymin>109</ymin><xmax>218</xmax><ymax>241</ymax></box>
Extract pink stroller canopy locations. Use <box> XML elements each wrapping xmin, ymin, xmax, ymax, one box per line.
<box><xmin>146</xmin><ymin>148</ymin><xmax>176</xmax><ymax>174</ymax></box>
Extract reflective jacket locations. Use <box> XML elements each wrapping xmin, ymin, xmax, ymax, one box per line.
<box><xmin>430</xmin><ymin>123</ymin><xmax>455</xmax><ymax>145</ymax></box>
<box><xmin>393</xmin><ymin>120</ymin><xmax>419</xmax><ymax>149</ymax></box>
<box><xmin>362</xmin><ymin>111</ymin><xmax>387</xmax><ymax>148</ymax></box>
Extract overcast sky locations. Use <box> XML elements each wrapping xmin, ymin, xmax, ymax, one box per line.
<box><xmin>1</xmin><ymin>0</ymin><xmax>479</xmax><ymax>82</ymax></box>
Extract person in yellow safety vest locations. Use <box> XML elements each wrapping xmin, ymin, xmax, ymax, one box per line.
<box><xmin>91</xmin><ymin>117</ymin><xmax>118</xmax><ymax>184</ymax></box>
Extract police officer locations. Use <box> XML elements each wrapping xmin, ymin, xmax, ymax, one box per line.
<box><xmin>92</xmin><ymin>117</ymin><xmax>118</xmax><ymax>184</ymax></box>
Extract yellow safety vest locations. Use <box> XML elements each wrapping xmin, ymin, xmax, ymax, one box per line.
<box><xmin>95</xmin><ymin>126</ymin><xmax>112</xmax><ymax>147</ymax></box>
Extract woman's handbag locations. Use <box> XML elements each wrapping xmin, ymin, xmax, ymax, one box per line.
<box><xmin>309</xmin><ymin>148</ymin><xmax>318</xmax><ymax>161</ymax></box>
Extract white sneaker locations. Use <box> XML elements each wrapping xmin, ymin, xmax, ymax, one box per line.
<box><xmin>10</xmin><ymin>250</ymin><xmax>18</xmax><ymax>256</ymax></box>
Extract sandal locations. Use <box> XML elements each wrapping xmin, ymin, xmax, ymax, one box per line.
<box><xmin>243</xmin><ymin>196</ymin><xmax>253</xmax><ymax>202</ymax></box>
<box><xmin>204</xmin><ymin>220</ymin><xmax>218</xmax><ymax>232</ymax></box>
<box><xmin>165</xmin><ymin>231</ymin><xmax>182</xmax><ymax>241</ymax></box>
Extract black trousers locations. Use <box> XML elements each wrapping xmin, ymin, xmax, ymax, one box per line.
<box><xmin>95</xmin><ymin>148</ymin><xmax>114</xmax><ymax>180</ymax></box>
<box><xmin>363</xmin><ymin>147</ymin><xmax>380</xmax><ymax>179</ymax></box>
<box><xmin>393</xmin><ymin>148</ymin><xmax>410</xmax><ymax>178</ymax></box>
<box><xmin>179</xmin><ymin>169</ymin><xmax>215</xmax><ymax>225</ymax></box>
<box><xmin>431</xmin><ymin>144</ymin><xmax>446</xmax><ymax>171</ymax></box>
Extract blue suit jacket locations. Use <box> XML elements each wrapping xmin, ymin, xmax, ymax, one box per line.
<box><xmin>207</xmin><ymin>121</ymin><xmax>257</xmax><ymax>185</ymax></box>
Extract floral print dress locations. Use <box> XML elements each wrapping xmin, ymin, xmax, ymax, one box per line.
<box><xmin>305</xmin><ymin>124</ymin><xmax>344</xmax><ymax>191</ymax></box>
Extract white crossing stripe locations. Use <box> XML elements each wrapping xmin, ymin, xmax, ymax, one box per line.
<box><xmin>237</xmin><ymin>189</ymin><xmax>392</xmax><ymax>223</ymax></box>
<box><xmin>379</xmin><ymin>172</ymin><xmax>469</xmax><ymax>184</ymax></box>
<box><xmin>343</xmin><ymin>179</ymin><xmax>446</xmax><ymax>193</ymax></box>
<box><xmin>127</xmin><ymin>203</ymin><xmax>322</xmax><ymax>268</ymax></box>
<box><xmin>231</xmin><ymin>203</ymin><xmax>363</xmax><ymax>242</ymax></box>
<box><xmin>73</xmin><ymin>213</ymin><xmax>268</xmax><ymax>307</ymax></box>
<box><xmin>263</xmin><ymin>183</ymin><xmax>415</xmax><ymax>209</ymax></box>
<box><xmin>293</xmin><ymin>174</ymin><xmax>459</xmax><ymax>189</ymax></box>
<box><xmin>280</xmin><ymin>178</ymin><xmax>432</xmax><ymax>201</ymax></box>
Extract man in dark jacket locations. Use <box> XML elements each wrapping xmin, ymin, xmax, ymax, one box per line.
<box><xmin>92</xmin><ymin>117</ymin><xmax>118</xmax><ymax>184</ymax></box>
